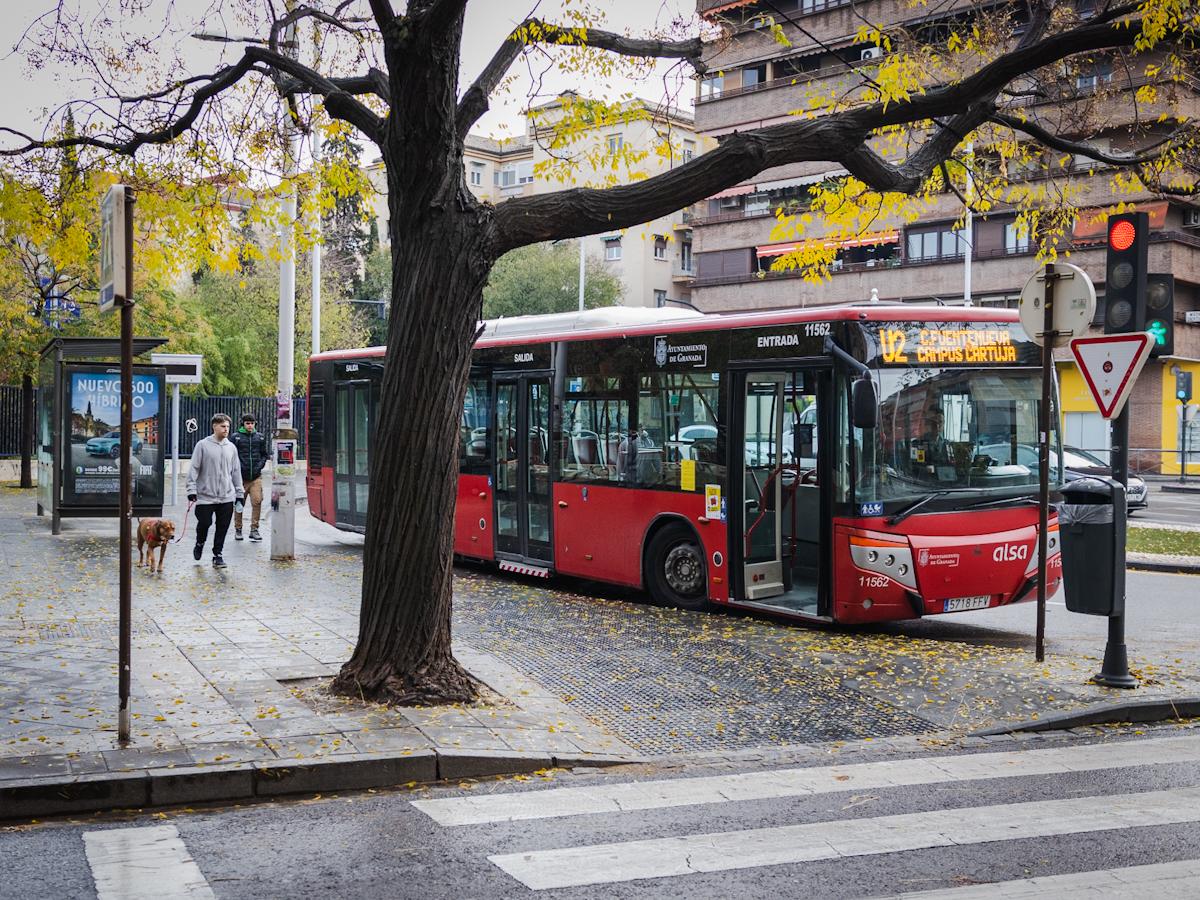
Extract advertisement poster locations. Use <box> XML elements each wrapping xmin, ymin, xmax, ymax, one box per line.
<box><xmin>63</xmin><ymin>367</ymin><xmax>164</xmax><ymax>507</ymax></box>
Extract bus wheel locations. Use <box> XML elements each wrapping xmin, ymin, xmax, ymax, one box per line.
<box><xmin>646</xmin><ymin>524</ymin><xmax>708</xmax><ymax>611</ymax></box>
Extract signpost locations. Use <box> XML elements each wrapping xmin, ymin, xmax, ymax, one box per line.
<box><xmin>100</xmin><ymin>184</ymin><xmax>135</xmax><ymax>743</ymax></box>
<box><xmin>150</xmin><ymin>353</ymin><xmax>203</xmax><ymax>505</ymax></box>
<box><xmin>1018</xmin><ymin>263</ymin><xmax>1096</xmax><ymax>663</ymax></box>
<box><xmin>1068</xmin><ymin>332</ymin><xmax>1152</xmax><ymax>689</ymax></box>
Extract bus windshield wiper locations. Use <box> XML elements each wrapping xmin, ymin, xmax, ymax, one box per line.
<box><xmin>965</xmin><ymin>494</ymin><xmax>1041</xmax><ymax>511</ymax></box>
<box><xmin>886</xmin><ymin>489</ymin><xmax>966</xmax><ymax>526</ymax></box>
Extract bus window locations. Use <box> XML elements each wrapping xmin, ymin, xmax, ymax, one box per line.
<box><xmin>559</xmin><ymin>396</ymin><xmax>629</xmax><ymax>482</ymax></box>
<box><xmin>637</xmin><ymin>373</ymin><xmax>723</xmax><ymax>489</ymax></box>
<box><xmin>460</xmin><ymin>376</ymin><xmax>490</xmax><ymax>473</ymax></box>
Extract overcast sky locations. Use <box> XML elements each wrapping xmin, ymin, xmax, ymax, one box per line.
<box><xmin>0</xmin><ymin>0</ymin><xmax>701</xmax><ymax>153</ymax></box>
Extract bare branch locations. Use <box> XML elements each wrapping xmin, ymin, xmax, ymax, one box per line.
<box><xmin>457</xmin><ymin>17</ymin><xmax>707</xmax><ymax>139</ymax></box>
<box><xmin>1</xmin><ymin>46</ymin><xmax>384</xmax><ymax>158</ymax></box>
<box><xmin>278</xmin><ymin>68</ymin><xmax>391</xmax><ymax>104</ymax></box>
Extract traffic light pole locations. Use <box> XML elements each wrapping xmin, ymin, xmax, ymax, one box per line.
<box><xmin>1094</xmin><ymin>406</ymin><xmax>1136</xmax><ymax>688</ymax></box>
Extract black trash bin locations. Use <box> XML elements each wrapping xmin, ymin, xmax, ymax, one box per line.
<box><xmin>1058</xmin><ymin>476</ymin><xmax>1126</xmax><ymax>616</ymax></box>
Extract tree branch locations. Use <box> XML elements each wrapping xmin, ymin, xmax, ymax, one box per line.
<box><xmin>1</xmin><ymin>46</ymin><xmax>385</xmax><ymax>157</ymax></box>
<box><xmin>366</xmin><ymin>0</ymin><xmax>397</xmax><ymax>32</ymax></box>
<box><xmin>991</xmin><ymin>111</ymin><xmax>1197</xmax><ymax>167</ymax></box>
<box><xmin>457</xmin><ymin>17</ymin><xmax>707</xmax><ymax>140</ymax></box>
<box><xmin>493</xmin><ymin>8</ymin><xmax>1192</xmax><ymax>252</ymax></box>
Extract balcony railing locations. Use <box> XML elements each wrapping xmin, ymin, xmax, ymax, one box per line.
<box><xmin>691</xmin><ymin>230</ymin><xmax>1200</xmax><ymax>288</ymax></box>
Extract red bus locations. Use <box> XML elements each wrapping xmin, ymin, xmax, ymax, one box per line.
<box><xmin>306</xmin><ymin>305</ymin><xmax>1062</xmax><ymax>624</ymax></box>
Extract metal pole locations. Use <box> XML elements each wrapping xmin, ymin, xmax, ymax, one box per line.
<box><xmin>311</xmin><ymin>128</ymin><xmax>322</xmax><ymax>355</ymax></box>
<box><xmin>171</xmin><ymin>383</ymin><xmax>180</xmax><ymax>506</ymax></box>
<box><xmin>1095</xmin><ymin>406</ymin><xmax>1136</xmax><ymax>688</ymax></box>
<box><xmin>272</xmin><ymin>14</ymin><xmax>299</xmax><ymax>561</ymax></box>
<box><xmin>1182</xmin><ymin>404</ymin><xmax>1189</xmax><ymax>484</ymax></box>
<box><xmin>963</xmin><ymin>142</ymin><xmax>973</xmax><ymax>307</ymax></box>
<box><xmin>578</xmin><ymin>235</ymin><xmax>586</xmax><ymax>311</ymax></box>
<box><xmin>1035</xmin><ymin>263</ymin><xmax>1055</xmax><ymax>663</ymax></box>
<box><xmin>118</xmin><ymin>190</ymin><xmax>135</xmax><ymax>745</ymax></box>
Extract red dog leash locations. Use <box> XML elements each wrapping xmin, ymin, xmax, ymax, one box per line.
<box><xmin>171</xmin><ymin>500</ymin><xmax>196</xmax><ymax>543</ymax></box>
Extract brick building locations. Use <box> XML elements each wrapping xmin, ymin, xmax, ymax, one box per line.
<box><xmin>690</xmin><ymin>0</ymin><xmax>1200</xmax><ymax>472</ymax></box>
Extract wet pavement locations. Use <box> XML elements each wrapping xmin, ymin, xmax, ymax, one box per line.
<box><xmin>2</xmin><ymin>482</ymin><xmax>1199</xmax><ymax>815</ymax></box>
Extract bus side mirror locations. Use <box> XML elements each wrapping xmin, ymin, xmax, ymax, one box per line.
<box><xmin>851</xmin><ymin>376</ymin><xmax>878</xmax><ymax>430</ymax></box>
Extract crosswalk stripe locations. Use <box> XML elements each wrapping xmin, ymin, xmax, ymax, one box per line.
<box><xmin>83</xmin><ymin>824</ymin><xmax>215</xmax><ymax>900</ymax></box>
<box><xmin>890</xmin><ymin>858</ymin><xmax>1200</xmax><ymax>898</ymax></box>
<box><xmin>413</xmin><ymin>733</ymin><xmax>1200</xmax><ymax>826</ymax></box>
<box><xmin>488</xmin><ymin>784</ymin><xmax>1200</xmax><ymax>891</ymax></box>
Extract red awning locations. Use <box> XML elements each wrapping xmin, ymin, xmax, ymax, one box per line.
<box><xmin>756</xmin><ymin>230</ymin><xmax>899</xmax><ymax>257</ymax></box>
<box><xmin>710</xmin><ymin>184</ymin><xmax>755</xmax><ymax>200</ymax></box>
<box><xmin>702</xmin><ymin>0</ymin><xmax>756</xmax><ymax>18</ymax></box>
<box><xmin>1073</xmin><ymin>201</ymin><xmax>1168</xmax><ymax>241</ymax></box>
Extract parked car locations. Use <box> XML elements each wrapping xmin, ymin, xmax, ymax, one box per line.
<box><xmin>85</xmin><ymin>431</ymin><xmax>143</xmax><ymax>458</ymax></box>
<box><xmin>1058</xmin><ymin>445</ymin><xmax>1149</xmax><ymax>511</ymax></box>
<box><xmin>978</xmin><ymin>443</ymin><xmax>1148</xmax><ymax>511</ymax></box>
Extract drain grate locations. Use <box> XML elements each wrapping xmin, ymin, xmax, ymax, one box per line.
<box><xmin>455</xmin><ymin>589</ymin><xmax>934</xmax><ymax>755</ymax></box>
<box><xmin>0</xmin><ymin>620</ymin><xmax>162</xmax><ymax>641</ymax></box>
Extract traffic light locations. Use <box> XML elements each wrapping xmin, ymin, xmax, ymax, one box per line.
<box><xmin>1179</xmin><ymin>370</ymin><xmax>1194</xmax><ymax>403</ymax></box>
<box><xmin>1103</xmin><ymin>211</ymin><xmax>1149</xmax><ymax>334</ymax></box>
<box><xmin>1145</xmin><ymin>273</ymin><xmax>1174</xmax><ymax>357</ymax></box>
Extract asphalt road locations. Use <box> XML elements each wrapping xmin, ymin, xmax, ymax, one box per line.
<box><xmin>891</xmin><ymin>568</ymin><xmax>1200</xmax><ymax>666</ymax></box>
<box><xmin>1132</xmin><ymin>483</ymin><xmax>1200</xmax><ymax>528</ymax></box>
<box><xmin>3</xmin><ymin>727</ymin><xmax>1200</xmax><ymax>899</ymax></box>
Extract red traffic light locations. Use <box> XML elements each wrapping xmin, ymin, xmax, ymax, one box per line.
<box><xmin>1109</xmin><ymin>218</ymin><xmax>1137</xmax><ymax>251</ymax></box>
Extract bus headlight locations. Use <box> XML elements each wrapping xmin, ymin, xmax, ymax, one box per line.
<box><xmin>850</xmin><ymin>536</ymin><xmax>917</xmax><ymax>591</ymax></box>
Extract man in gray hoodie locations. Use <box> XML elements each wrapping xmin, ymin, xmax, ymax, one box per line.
<box><xmin>186</xmin><ymin>413</ymin><xmax>245</xmax><ymax>568</ymax></box>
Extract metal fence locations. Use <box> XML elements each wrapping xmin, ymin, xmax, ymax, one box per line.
<box><xmin>0</xmin><ymin>385</ymin><xmax>23</xmax><ymax>456</ymax></box>
<box><xmin>0</xmin><ymin>385</ymin><xmax>306</xmax><ymax>459</ymax></box>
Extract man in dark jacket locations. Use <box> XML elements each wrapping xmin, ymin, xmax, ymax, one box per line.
<box><xmin>230</xmin><ymin>413</ymin><xmax>269</xmax><ymax>541</ymax></box>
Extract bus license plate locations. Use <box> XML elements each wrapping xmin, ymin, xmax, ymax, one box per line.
<box><xmin>943</xmin><ymin>595</ymin><xmax>991</xmax><ymax>612</ymax></box>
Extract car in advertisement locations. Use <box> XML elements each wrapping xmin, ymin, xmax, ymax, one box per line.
<box><xmin>84</xmin><ymin>430</ymin><xmax>144</xmax><ymax>458</ymax></box>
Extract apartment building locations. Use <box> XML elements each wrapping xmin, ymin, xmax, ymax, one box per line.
<box><xmin>691</xmin><ymin>0</ymin><xmax>1200</xmax><ymax>472</ymax></box>
<box><xmin>365</xmin><ymin>92</ymin><xmax>706</xmax><ymax>310</ymax></box>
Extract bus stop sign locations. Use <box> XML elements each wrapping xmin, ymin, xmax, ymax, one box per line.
<box><xmin>1070</xmin><ymin>332</ymin><xmax>1153</xmax><ymax>419</ymax></box>
<box><xmin>1018</xmin><ymin>263</ymin><xmax>1096</xmax><ymax>347</ymax></box>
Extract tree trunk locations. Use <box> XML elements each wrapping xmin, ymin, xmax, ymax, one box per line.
<box><xmin>331</xmin><ymin>197</ymin><xmax>495</xmax><ymax>705</ymax></box>
<box><xmin>20</xmin><ymin>374</ymin><xmax>33</xmax><ymax>489</ymax></box>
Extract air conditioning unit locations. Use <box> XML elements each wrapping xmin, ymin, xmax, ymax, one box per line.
<box><xmin>1184</xmin><ymin>208</ymin><xmax>1200</xmax><ymax>228</ymax></box>
<box><xmin>860</xmin><ymin>47</ymin><xmax>883</xmax><ymax>61</ymax></box>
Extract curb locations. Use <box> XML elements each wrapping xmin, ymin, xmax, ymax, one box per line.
<box><xmin>1127</xmin><ymin>555</ymin><xmax>1200</xmax><ymax>575</ymax></box>
<box><xmin>1160</xmin><ymin>484</ymin><xmax>1200</xmax><ymax>494</ymax></box>
<box><xmin>0</xmin><ymin>748</ymin><xmax>639</xmax><ymax>822</ymax></box>
<box><xmin>971</xmin><ymin>696</ymin><xmax>1200</xmax><ymax>737</ymax></box>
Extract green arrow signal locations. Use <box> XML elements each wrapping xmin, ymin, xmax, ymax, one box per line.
<box><xmin>1148</xmin><ymin>319</ymin><xmax>1168</xmax><ymax>345</ymax></box>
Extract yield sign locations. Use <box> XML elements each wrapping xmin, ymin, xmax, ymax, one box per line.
<box><xmin>1069</xmin><ymin>333</ymin><xmax>1154</xmax><ymax>419</ymax></box>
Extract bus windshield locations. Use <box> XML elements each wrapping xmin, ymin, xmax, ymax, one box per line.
<box><xmin>856</xmin><ymin>367</ymin><xmax>1060</xmax><ymax>504</ymax></box>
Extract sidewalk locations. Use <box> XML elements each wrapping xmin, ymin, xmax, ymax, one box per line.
<box><xmin>2</xmin><ymin>482</ymin><xmax>1199</xmax><ymax>821</ymax></box>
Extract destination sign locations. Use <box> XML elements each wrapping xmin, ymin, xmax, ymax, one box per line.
<box><xmin>870</xmin><ymin>323</ymin><xmax>1033</xmax><ymax>367</ymax></box>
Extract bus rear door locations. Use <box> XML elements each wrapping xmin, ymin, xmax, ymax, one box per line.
<box><xmin>493</xmin><ymin>374</ymin><xmax>553</xmax><ymax>570</ymax></box>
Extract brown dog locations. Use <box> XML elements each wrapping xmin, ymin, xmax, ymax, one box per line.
<box><xmin>136</xmin><ymin>518</ymin><xmax>176</xmax><ymax>573</ymax></box>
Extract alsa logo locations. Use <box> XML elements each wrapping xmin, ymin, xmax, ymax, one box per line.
<box><xmin>992</xmin><ymin>543</ymin><xmax>1030</xmax><ymax>562</ymax></box>
<box><xmin>757</xmin><ymin>334</ymin><xmax>800</xmax><ymax>349</ymax></box>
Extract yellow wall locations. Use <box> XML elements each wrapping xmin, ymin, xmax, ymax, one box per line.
<box><xmin>1056</xmin><ymin>362</ymin><xmax>1094</xmax><ymax>414</ymax></box>
<box><xmin>1160</xmin><ymin>359</ymin><xmax>1200</xmax><ymax>475</ymax></box>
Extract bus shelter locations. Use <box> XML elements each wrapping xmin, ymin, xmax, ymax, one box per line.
<box><xmin>37</xmin><ymin>337</ymin><xmax>168</xmax><ymax>533</ymax></box>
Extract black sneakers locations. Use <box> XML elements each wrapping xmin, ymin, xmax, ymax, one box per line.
<box><xmin>193</xmin><ymin>543</ymin><xmax>202</xmax><ymax>561</ymax></box>
<box><xmin>213</xmin><ymin>555</ymin><xmax>227</xmax><ymax>568</ymax></box>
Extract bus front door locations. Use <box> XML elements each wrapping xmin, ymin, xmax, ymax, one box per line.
<box><xmin>739</xmin><ymin>370</ymin><xmax>822</xmax><ymax>615</ymax></box>
<box><xmin>333</xmin><ymin>379</ymin><xmax>374</xmax><ymax>530</ymax></box>
<box><xmin>493</xmin><ymin>376</ymin><xmax>553</xmax><ymax>567</ymax></box>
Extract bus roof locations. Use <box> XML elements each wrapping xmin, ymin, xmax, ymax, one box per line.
<box><xmin>309</xmin><ymin>302</ymin><xmax>1022</xmax><ymax>361</ymax></box>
